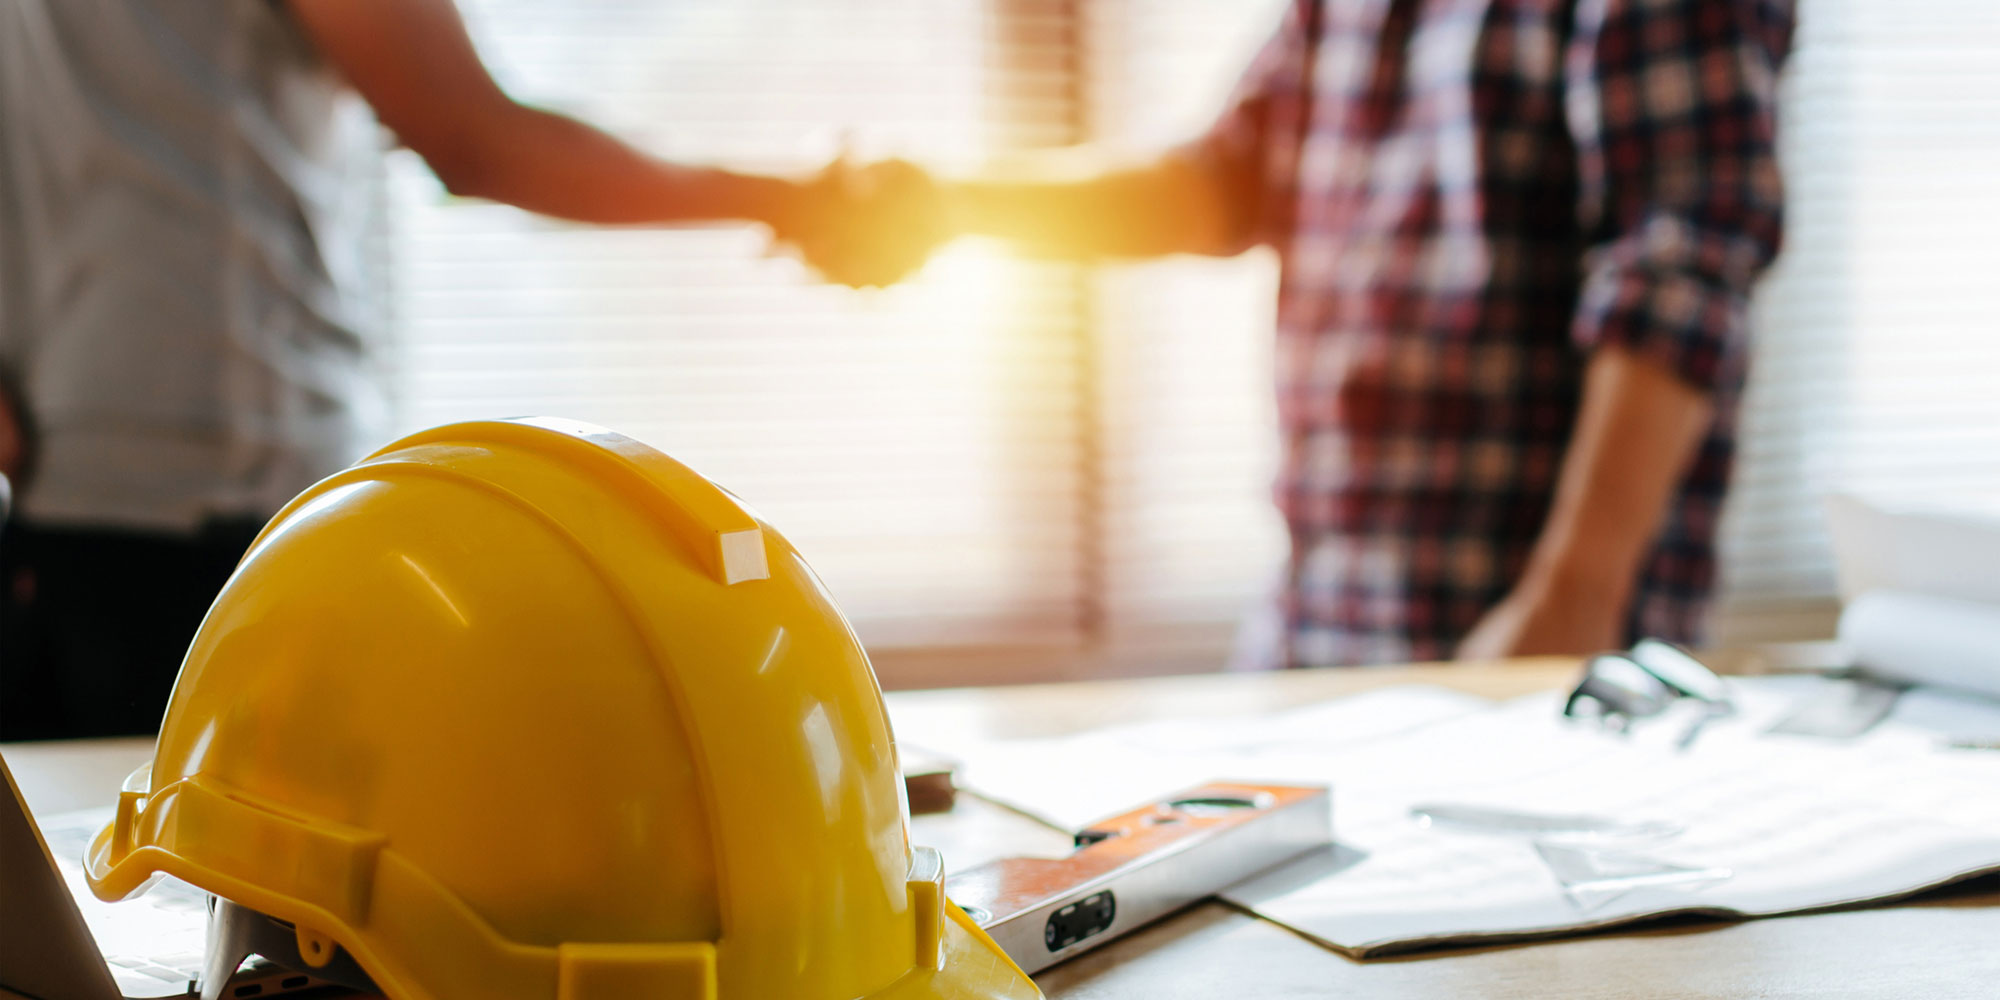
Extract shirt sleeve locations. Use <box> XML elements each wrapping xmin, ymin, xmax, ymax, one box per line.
<box><xmin>1565</xmin><ymin>0</ymin><xmax>1794</xmax><ymax>391</ymax></box>
<box><xmin>1171</xmin><ymin>0</ymin><xmax>1316</xmax><ymax>253</ymax></box>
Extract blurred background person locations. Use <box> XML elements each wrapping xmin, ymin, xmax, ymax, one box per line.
<box><xmin>808</xmin><ymin>0</ymin><xmax>1793</xmax><ymax>668</ymax></box>
<box><xmin>0</xmin><ymin>0</ymin><xmax>933</xmax><ymax>739</ymax></box>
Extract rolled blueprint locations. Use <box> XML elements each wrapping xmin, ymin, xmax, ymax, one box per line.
<box><xmin>1839</xmin><ymin>589</ymin><xmax>2000</xmax><ymax>700</ymax></box>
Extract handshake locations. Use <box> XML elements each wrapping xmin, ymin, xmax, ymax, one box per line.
<box><xmin>768</xmin><ymin>158</ymin><xmax>955</xmax><ymax>289</ymax></box>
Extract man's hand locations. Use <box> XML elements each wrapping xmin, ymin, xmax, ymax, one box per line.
<box><xmin>772</xmin><ymin>146</ymin><xmax>1253</xmax><ymax>287</ymax></box>
<box><xmin>778</xmin><ymin>158</ymin><xmax>950</xmax><ymax>289</ymax></box>
<box><xmin>1455</xmin><ymin>563</ymin><xmax>1627</xmax><ymax>661</ymax></box>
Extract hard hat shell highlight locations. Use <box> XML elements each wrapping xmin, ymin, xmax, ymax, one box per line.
<box><xmin>85</xmin><ymin>418</ymin><xmax>1040</xmax><ymax>1000</ymax></box>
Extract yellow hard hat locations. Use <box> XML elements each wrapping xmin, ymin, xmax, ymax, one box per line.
<box><xmin>84</xmin><ymin>418</ymin><xmax>1040</xmax><ymax>1000</ymax></box>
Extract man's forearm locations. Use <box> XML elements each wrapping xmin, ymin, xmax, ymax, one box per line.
<box><xmin>1523</xmin><ymin>346</ymin><xmax>1714</xmax><ymax>611</ymax></box>
<box><xmin>287</xmin><ymin>0</ymin><xmax>802</xmax><ymax>232</ymax></box>
<box><xmin>429</xmin><ymin>104</ymin><xmax>802</xmax><ymax>229</ymax></box>
<box><xmin>1457</xmin><ymin>345</ymin><xmax>1713</xmax><ymax>659</ymax></box>
<box><xmin>944</xmin><ymin>154</ymin><xmax>1241</xmax><ymax>260</ymax></box>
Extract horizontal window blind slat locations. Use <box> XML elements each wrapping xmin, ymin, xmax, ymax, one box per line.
<box><xmin>1715</xmin><ymin>0</ymin><xmax>2000</xmax><ymax>642</ymax></box>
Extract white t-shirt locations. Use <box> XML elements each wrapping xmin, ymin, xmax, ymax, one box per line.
<box><xmin>0</xmin><ymin>0</ymin><xmax>388</xmax><ymax>531</ymax></box>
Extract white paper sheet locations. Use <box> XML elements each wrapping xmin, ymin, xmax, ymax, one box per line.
<box><xmin>1841</xmin><ymin>591</ymin><xmax>2000</xmax><ymax>700</ymax></box>
<box><xmin>1827</xmin><ymin>495</ymin><xmax>2000</xmax><ymax>698</ymax></box>
<box><xmin>37</xmin><ymin>807</ymin><xmax>208</xmax><ymax>998</ymax></box>
<box><xmin>945</xmin><ymin>678</ymin><xmax>2000</xmax><ymax>955</ymax></box>
<box><xmin>1827</xmin><ymin>494</ymin><xmax>2000</xmax><ymax>605</ymax></box>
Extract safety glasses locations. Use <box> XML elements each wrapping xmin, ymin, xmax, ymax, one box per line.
<box><xmin>1563</xmin><ymin>639</ymin><xmax>1735</xmax><ymax>747</ymax></box>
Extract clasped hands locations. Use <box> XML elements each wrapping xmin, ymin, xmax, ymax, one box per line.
<box><xmin>771</xmin><ymin>158</ymin><xmax>953</xmax><ymax>289</ymax></box>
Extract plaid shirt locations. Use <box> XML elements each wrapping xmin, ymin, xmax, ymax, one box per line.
<box><xmin>1192</xmin><ymin>0</ymin><xmax>1792</xmax><ymax>666</ymax></box>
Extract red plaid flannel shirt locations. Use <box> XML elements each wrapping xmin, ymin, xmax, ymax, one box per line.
<box><xmin>1192</xmin><ymin>0</ymin><xmax>1793</xmax><ymax>666</ymax></box>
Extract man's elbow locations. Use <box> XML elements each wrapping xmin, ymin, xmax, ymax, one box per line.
<box><xmin>422</xmin><ymin>145</ymin><xmax>504</xmax><ymax>201</ymax></box>
<box><xmin>398</xmin><ymin>101</ymin><xmax>524</xmax><ymax>202</ymax></box>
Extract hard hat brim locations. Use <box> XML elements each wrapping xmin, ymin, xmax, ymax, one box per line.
<box><xmin>87</xmin><ymin>807</ymin><xmax>1041</xmax><ymax>1000</ymax></box>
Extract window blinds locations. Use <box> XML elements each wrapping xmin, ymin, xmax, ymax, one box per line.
<box><xmin>1712</xmin><ymin>0</ymin><xmax>2000</xmax><ymax>642</ymax></box>
<box><xmin>390</xmin><ymin>0</ymin><xmax>1091</xmax><ymax>655</ymax></box>
<box><xmin>390</xmin><ymin>0</ymin><xmax>1295</xmax><ymax>683</ymax></box>
<box><xmin>1081</xmin><ymin>0</ymin><xmax>1289</xmax><ymax>654</ymax></box>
